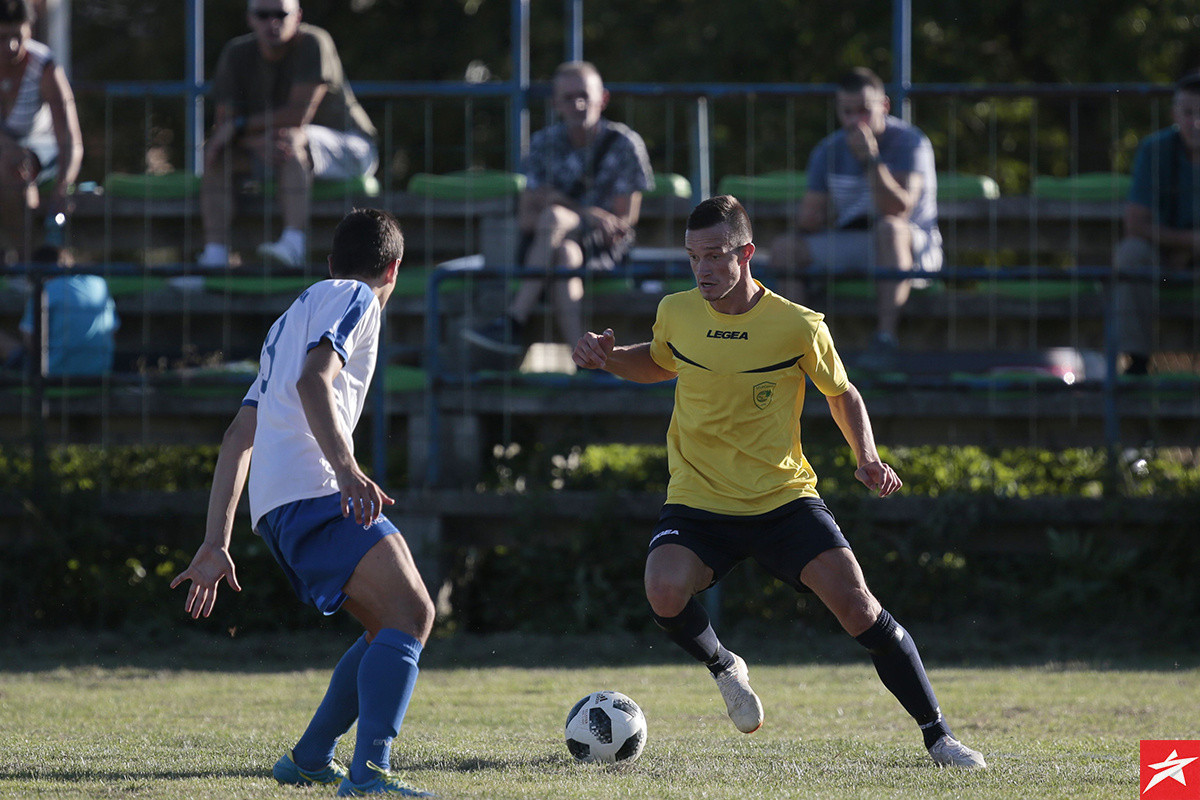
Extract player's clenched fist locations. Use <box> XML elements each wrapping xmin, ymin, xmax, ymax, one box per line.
<box><xmin>573</xmin><ymin>328</ymin><xmax>616</xmax><ymax>370</ymax></box>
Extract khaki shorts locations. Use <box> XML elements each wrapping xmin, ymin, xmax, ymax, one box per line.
<box><xmin>804</xmin><ymin>225</ymin><xmax>943</xmax><ymax>274</ymax></box>
<box><xmin>305</xmin><ymin>125</ymin><xmax>377</xmax><ymax>180</ymax></box>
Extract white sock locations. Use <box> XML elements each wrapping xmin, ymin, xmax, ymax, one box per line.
<box><xmin>279</xmin><ymin>228</ymin><xmax>305</xmax><ymax>252</ymax></box>
<box><xmin>201</xmin><ymin>242</ymin><xmax>228</xmax><ymax>260</ymax></box>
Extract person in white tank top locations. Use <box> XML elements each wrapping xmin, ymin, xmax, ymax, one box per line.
<box><xmin>0</xmin><ymin>0</ymin><xmax>82</xmax><ymax>261</ymax></box>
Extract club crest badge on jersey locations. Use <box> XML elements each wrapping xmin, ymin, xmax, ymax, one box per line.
<box><xmin>1141</xmin><ymin>740</ymin><xmax>1200</xmax><ymax>799</ymax></box>
<box><xmin>753</xmin><ymin>381</ymin><xmax>775</xmax><ymax>409</ymax></box>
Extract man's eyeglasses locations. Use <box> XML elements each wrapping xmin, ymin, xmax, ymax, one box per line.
<box><xmin>252</xmin><ymin>9</ymin><xmax>291</xmax><ymax>21</ymax></box>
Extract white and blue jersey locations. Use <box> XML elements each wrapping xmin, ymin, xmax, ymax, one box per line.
<box><xmin>242</xmin><ymin>279</ymin><xmax>381</xmax><ymax>529</ymax></box>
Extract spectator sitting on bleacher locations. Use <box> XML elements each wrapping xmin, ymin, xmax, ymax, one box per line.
<box><xmin>196</xmin><ymin>0</ymin><xmax>377</xmax><ymax>270</ymax></box>
<box><xmin>767</xmin><ymin>67</ymin><xmax>941</xmax><ymax>352</ymax></box>
<box><xmin>1113</xmin><ymin>71</ymin><xmax>1200</xmax><ymax>376</ymax></box>
<box><xmin>463</xmin><ymin>61</ymin><xmax>654</xmax><ymax>355</ymax></box>
<box><xmin>0</xmin><ymin>0</ymin><xmax>82</xmax><ymax>263</ymax></box>
<box><xmin>0</xmin><ymin>245</ymin><xmax>118</xmax><ymax>377</ymax></box>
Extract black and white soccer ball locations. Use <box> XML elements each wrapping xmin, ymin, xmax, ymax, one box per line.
<box><xmin>564</xmin><ymin>690</ymin><xmax>647</xmax><ymax>764</ymax></box>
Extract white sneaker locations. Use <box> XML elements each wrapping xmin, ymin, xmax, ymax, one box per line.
<box><xmin>196</xmin><ymin>243</ymin><xmax>229</xmax><ymax>270</ymax></box>
<box><xmin>257</xmin><ymin>238</ymin><xmax>304</xmax><ymax>268</ymax></box>
<box><xmin>712</xmin><ymin>653</ymin><xmax>763</xmax><ymax>733</ymax></box>
<box><xmin>928</xmin><ymin>734</ymin><xmax>987</xmax><ymax>769</ymax></box>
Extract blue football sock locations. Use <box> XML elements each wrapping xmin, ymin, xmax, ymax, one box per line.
<box><xmin>350</xmin><ymin>628</ymin><xmax>423</xmax><ymax>783</ymax></box>
<box><xmin>291</xmin><ymin>634</ymin><xmax>368</xmax><ymax>770</ymax></box>
<box><xmin>855</xmin><ymin>609</ymin><xmax>952</xmax><ymax>748</ymax></box>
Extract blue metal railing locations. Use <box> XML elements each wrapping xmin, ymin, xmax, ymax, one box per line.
<box><xmin>420</xmin><ymin>256</ymin><xmax>1198</xmax><ymax>487</ymax></box>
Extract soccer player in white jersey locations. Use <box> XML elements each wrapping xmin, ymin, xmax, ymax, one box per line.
<box><xmin>172</xmin><ymin>208</ymin><xmax>436</xmax><ymax>797</ymax></box>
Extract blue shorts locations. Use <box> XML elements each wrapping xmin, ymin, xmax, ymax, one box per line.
<box><xmin>255</xmin><ymin>493</ymin><xmax>398</xmax><ymax>615</ymax></box>
<box><xmin>647</xmin><ymin>497</ymin><xmax>850</xmax><ymax>593</ymax></box>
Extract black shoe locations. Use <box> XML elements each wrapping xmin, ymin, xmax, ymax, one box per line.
<box><xmin>462</xmin><ymin>316</ymin><xmax>525</xmax><ymax>355</ymax></box>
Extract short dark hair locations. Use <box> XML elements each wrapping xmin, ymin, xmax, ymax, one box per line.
<box><xmin>330</xmin><ymin>208</ymin><xmax>404</xmax><ymax>279</ymax></box>
<box><xmin>837</xmin><ymin>67</ymin><xmax>885</xmax><ymax>95</ymax></box>
<box><xmin>0</xmin><ymin>0</ymin><xmax>31</xmax><ymax>24</ymax></box>
<box><xmin>686</xmin><ymin>195</ymin><xmax>753</xmax><ymax>245</ymax></box>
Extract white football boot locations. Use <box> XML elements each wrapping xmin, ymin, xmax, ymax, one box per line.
<box><xmin>928</xmin><ymin>734</ymin><xmax>988</xmax><ymax>769</ymax></box>
<box><xmin>712</xmin><ymin>652</ymin><xmax>764</xmax><ymax>733</ymax></box>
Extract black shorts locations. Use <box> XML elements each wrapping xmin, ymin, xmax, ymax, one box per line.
<box><xmin>647</xmin><ymin>497</ymin><xmax>850</xmax><ymax>593</ymax></box>
<box><xmin>516</xmin><ymin>227</ymin><xmax>633</xmax><ymax>272</ymax></box>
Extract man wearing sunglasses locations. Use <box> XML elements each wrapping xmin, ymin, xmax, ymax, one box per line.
<box><xmin>198</xmin><ymin>0</ymin><xmax>377</xmax><ymax>270</ymax></box>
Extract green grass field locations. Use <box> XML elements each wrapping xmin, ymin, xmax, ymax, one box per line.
<box><xmin>0</xmin><ymin>631</ymin><xmax>1191</xmax><ymax>799</ymax></box>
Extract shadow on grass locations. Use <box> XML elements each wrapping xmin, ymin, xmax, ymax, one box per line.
<box><xmin>0</xmin><ymin>766</ymin><xmax>266</xmax><ymax>782</ymax></box>
<box><xmin>2</xmin><ymin>621</ymin><xmax>1198</xmax><ymax>674</ymax></box>
<box><xmin>404</xmin><ymin>753</ymin><xmax>563</xmax><ymax>774</ymax></box>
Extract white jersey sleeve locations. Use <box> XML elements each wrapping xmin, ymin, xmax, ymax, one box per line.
<box><xmin>243</xmin><ymin>279</ymin><xmax>382</xmax><ymax>528</ymax></box>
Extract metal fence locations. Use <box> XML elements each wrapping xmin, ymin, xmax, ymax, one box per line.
<box><xmin>1</xmin><ymin>81</ymin><xmax>1198</xmax><ymax>490</ymax></box>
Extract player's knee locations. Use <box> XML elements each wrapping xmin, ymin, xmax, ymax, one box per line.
<box><xmin>406</xmin><ymin>588</ymin><xmax>436</xmax><ymax>643</ymax></box>
<box><xmin>557</xmin><ymin>239</ymin><xmax>584</xmax><ymax>269</ymax></box>
<box><xmin>644</xmin><ymin>575</ymin><xmax>691</xmax><ymax>618</ymax></box>
<box><xmin>874</xmin><ymin>215</ymin><xmax>910</xmax><ymax>245</ymax></box>
<box><xmin>540</xmin><ymin>203</ymin><xmax>579</xmax><ymax>233</ymax></box>
<box><xmin>833</xmin><ymin>590</ymin><xmax>882</xmax><ymax>638</ymax></box>
<box><xmin>1115</xmin><ymin>236</ymin><xmax>1155</xmax><ymax>270</ymax></box>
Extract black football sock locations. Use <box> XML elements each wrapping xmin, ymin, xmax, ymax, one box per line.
<box><xmin>651</xmin><ymin>597</ymin><xmax>736</xmax><ymax>676</ymax></box>
<box><xmin>855</xmin><ymin>609</ymin><xmax>952</xmax><ymax>748</ymax></box>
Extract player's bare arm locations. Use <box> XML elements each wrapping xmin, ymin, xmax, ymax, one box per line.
<box><xmin>870</xmin><ymin>168</ymin><xmax>919</xmax><ymax>219</ymax></box>
<box><xmin>43</xmin><ymin>62</ymin><xmax>83</xmax><ymax>201</ymax></box>
<box><xmin>585</xmin><ymin>193</ymin><xmax>640</xmax><ymax>245</ymax></box>
<box><xmin>169</xmin><ymin>403</ymin><xmax>255</xmax><ymax>618</ymax></box>
<box><xmin>251</xmin><ymin>81</ymin><xmax>326</xmax><ymax>134</ymax></box>
<box><xmin>797</xmin><ymin>191</ymin><xmax>828</xmax><ymax>232</ymax></box>
<box><xmin>296</xmin><ymin>339</ymin><xmax>394</xmax><ymax>525</ymax></box>
<box><xmin>572</xmin><ymin>328</ymin><xmax>677</xmax><ymax>383</ymax></box>
<box><xmin>1124</xmin><ymin>202</ymin><xmax>1199</xmax><ymax>254</ymax></box>
<box><xmin>826</xmin><ymin>383</ymin><xmax>902</xmax><ymax>497</ymax></box>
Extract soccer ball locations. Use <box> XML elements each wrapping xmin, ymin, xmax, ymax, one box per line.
<box><xmin>564</xmin><ymin>690</ymin><xmax>647</xmax><ymax>764</ymax></box>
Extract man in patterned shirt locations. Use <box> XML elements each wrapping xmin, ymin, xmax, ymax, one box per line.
<box><xmin>465</xmin><ymin>61</ymin><xmax>654</xmax><ymax>355</ymax></box>
<box><xmin>573</xmin><ymin>195</ymin><xmax>985</xmax><ymax>770</ymax></box>
<box><xmin>768</xmin><ymin>67</ymin><xmax>941</xmax><ymax>351</ymax></box>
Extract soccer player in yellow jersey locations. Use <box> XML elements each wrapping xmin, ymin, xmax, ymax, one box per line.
<box><xmin>572</xmin><ymin>195</ymin><xmax>986</xmax><ymax>769</ymax></box>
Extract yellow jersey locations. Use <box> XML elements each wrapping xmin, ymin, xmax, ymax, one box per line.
<box><xmin>648</xmin><ymin>281</ymin><xmax>849</xmax><ymax>515</ymax></box>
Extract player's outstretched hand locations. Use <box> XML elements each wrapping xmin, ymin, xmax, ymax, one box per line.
<box><xmin>337</xmin><ymin>465</ymin><xmax>395</xmax><ymax>526</ymax></box>
<box><xmin>170</xmin><ymin>543</ymin><xmax>242</xmax><ymax>619</ymax></box>
<box><xmin>854</xmin><ymin>460</ymin><xmax>902</xmax><ymax>497</ymax></box>
<box><xmin>573</xmin><ymin>328</ymin><xmax>616</xmax><ymax>370</ymax></box>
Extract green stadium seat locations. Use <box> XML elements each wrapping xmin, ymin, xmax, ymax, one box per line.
<box><xmin>104</xmin><ymin>172</ymin><xmax>200</xmax><ymax>199</ymax></box>
<box><xmin>308</xmin><ymin>174</ymin><xmax>381</xmax><ymax>201</ymax></box>
<box><xmin>103</xmin><ymin>275</ymin><xmax>169</xmax><ymax>296</ymax></box>
<box><xmin>1032</xmin><ymin>173</ymin><xmax>1131</xmax><ymax>202</ymax></box>
<box><xmin>643</xmin><ymin>172</ymin><xmax>692</xmax><ymax>199</ymax></box>
<box><xmin>103</xmin><ymin>172</ymin><xmax>379</xmax><ymax>201</ymax></box>
<box><xmin>716</xmin><ymin>170</ymin><xmax>806</xmax><ymax>202</ymax></box>
<box><xmin>385</xmin><ymin>364</ymin><xmax>427</xmax><ymax>393</ymax></box>
<box><xmin>407</xmin><ymin>170</ymin><xmax>525</xmax><ymax>201</ymax></box>
<box><xmin>937</xmin><ymin>173</ymin><xmax>1000</xmax><ymax>201</ymax></box>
